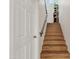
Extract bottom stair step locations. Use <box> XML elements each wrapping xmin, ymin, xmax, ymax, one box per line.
<box><xmin>41</xmin><ymin>57</ymin><xmax>69</xmax><ymax>59</ymax></box>
<box><xmin>41</xmin><ymin>52</ymin><xmax>69</xmax><ymax>57</ymax></box>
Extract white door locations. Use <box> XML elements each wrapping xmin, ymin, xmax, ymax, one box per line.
<box><xmin>10</xmin><ymin>0</ymin><xmax>32</xmax><ymax>59</ymax></box>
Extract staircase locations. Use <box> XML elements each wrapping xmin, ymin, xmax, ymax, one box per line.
<box><xmin>41</xmin><ymin>23</ymin><xmax>70</xmax><ymax>59</ymax></box>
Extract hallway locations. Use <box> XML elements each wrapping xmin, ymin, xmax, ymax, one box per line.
<box><xmin>41</xmin><ymin>23</ymin><xmax>69</xmax><ymax>59</ymax></box>
<box><xmin>10</xmin><ymin>0</ymin><xmax>70</xmax><ymax>59</ymax></box>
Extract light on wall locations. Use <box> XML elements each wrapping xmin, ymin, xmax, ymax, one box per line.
<box><xmin>46</xmin><ymin>0</ymin><xmax>54</xmax><ymax>4</ymax></box>
<box><xmin>54</xmin><ymin>0</ymin><xmax>58</xmax><ymax>4</ymax></box>
<box><xmin>49</xmin><ymin>0</ymin><xmax>54</xmax><ymax>4</ymax></box>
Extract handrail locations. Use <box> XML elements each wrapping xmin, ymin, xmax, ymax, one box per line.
<box><xmin>44</xmin><ymin>0</ymin><xmax>48</xmax><ymax>14</ymax></box>
<box><xmin>40</xmin><ymin>0</ymin><xmax>48</xmax><ymax>37</ymax></box>
<box><xmin>40</xmin><ymin>15</ymin><xmax>48</xmax><ymax>37</ymax></box>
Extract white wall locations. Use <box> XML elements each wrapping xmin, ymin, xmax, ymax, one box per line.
<box><xmin>59</xmin><ymin>0</ymin><xmax>70</xmax><ymax>51</ymax></box>
<box><xmin>38</xmin><ymin>0</ymin><xmax>46</xmax><ymax>31</ymax></box>
<box><xmin>37</xmin><ymin>0</ymin><xmax>47</xmax><ymax>53</ymax></box>
<box><xmin>30</xmin><ymin>0</ymin><xmax>47</xmax><ymax>59</ymax></box>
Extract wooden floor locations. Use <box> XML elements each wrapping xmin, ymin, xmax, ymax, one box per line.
<box><xmin>41</xmin><ymin>23</ymin><xmax>70</xmax><ymax>59</ymax></box>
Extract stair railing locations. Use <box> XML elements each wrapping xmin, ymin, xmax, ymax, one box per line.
<box><xmin>40</xmin><ymin>0</ymin><xmax>48</xmax><ymax>37</ymax></box>
<box><xmin>40</xmin><ymin>15</ymin><xmax>47</xmax><ymax>37</ymax></box>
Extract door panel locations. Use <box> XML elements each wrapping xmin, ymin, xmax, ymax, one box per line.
<box><xmin>11</xmin><ymin>0</ymin><xmax>32</xmax><ymax>59</ymax></box>
<box><xmin>15</xmin><ymin>44</ymin><xmax>31</xmax><ymax>59</ymax></box>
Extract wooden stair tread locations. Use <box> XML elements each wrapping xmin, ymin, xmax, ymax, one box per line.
<box><xmin>44</xmin><ymin>39</ymin><xmax>64</xmax><ymax>41</ymax></box>
<box><xmin>43</xmin><ymin>44</ymin><xmax>66</xmax><ymax>46</ymax></box>
<box><xmin>47</xmin><ymin>23</ymin><xmax>60</xmax><ymax>26</ymax></box>
<box><xmin>41</xmin><ymin>51</ymin><xmax>69</xmax><ymax>58</ymax></box>
<box><xmin>44</xmin><ymin>41</ymin><xmax>65</xmax><ymax>45</ymax></box>
<box><xmin>41</xmin><ymin>57</ymin><xmax>69</xmax><ymax>59</ymax></box>
<box><xmin>41</xmin><ymin>51</ymin><xmax>69</xmax><ymax>53</ymax></box>
<box><xmin>46</xmin><ymin>30</ymin><xmax>61</xmax><ymax>32</ymax></box>
<box><xmin>45</xmin><ymin>36</ymin><xmax>64</xmax><ymax>39</ymax></box>
<box><xmin>46</xmin><ymin>33</ymin><xmax>63</xmax><ymax>36</ymax></box>
<box><xmin>41</xmin><ymin>57</ymin><xmax>69</xmax><ymax>58</ymax></box>
<box><xmin>42</xmin><ymin>46</ymin><xmax>67</xmax><ymax>51</ymax></box>
<box><xmin>47</xmin><ymin>28</ymin><xmax>61</xmax><ymax>30</ymax></box>
<box><xmin>42</xmin><ymin>49</ymin><xmax>67</xmax><ymax>52</ymax></box>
